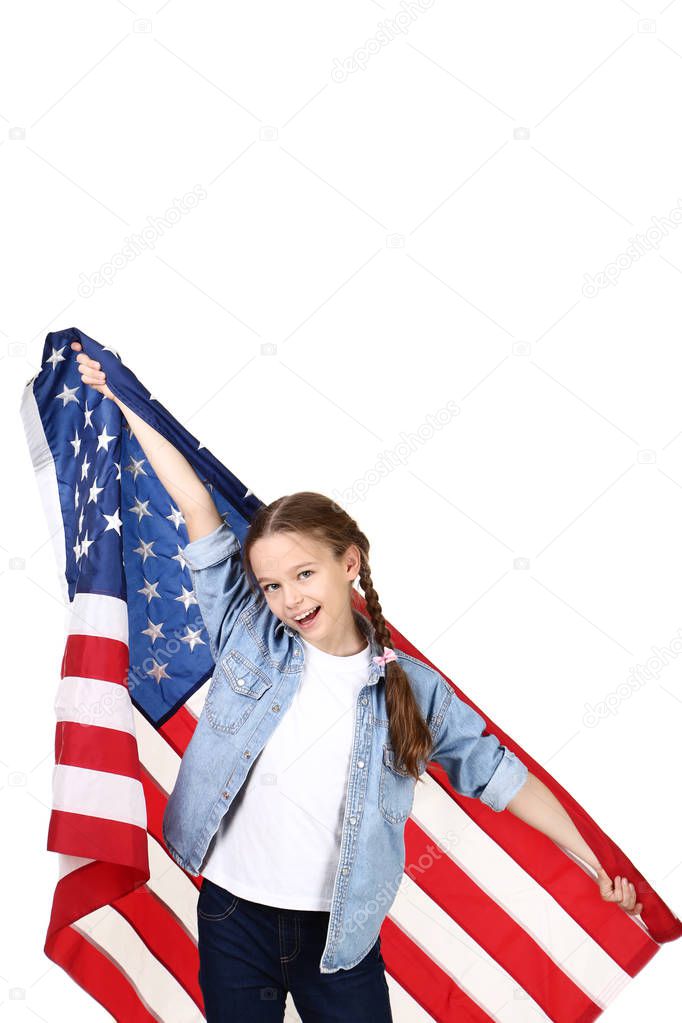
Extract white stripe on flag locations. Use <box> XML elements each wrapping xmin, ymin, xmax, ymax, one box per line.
<box><xmin>185</xmin><ymin>681</ymin><xmax>209</xmax><ymax>719</ymax></box>
<box><xmin>72</xmin><ymin>912</ymin><xmax>201</xmax><ymax>1023</ymax></box>
<box><xmin>57</xmin><ymin>853</ymin><xmax>95</xmax><ymax>879</ymax></box>
<box><xmin>52</xmin><ymin>764</ymin><xmax>147</xmax><ymax>828</ymax></box>
<box><xmin>147</xmin><ymin>834</ymin><xmax>199</xmax><ymax>943</ymax></box>
<box><xmin>134</xmin><ymin>706</ymin><xmax>181</xmax><ymax>793</ymax></box>
<box><xmin>66</xmin><ymin>591</ymin><xmax>128</xmax><ymax>644</ymax></box>
<box><xmin>56</xmin><ymin>676</ymin><xmax>136</xmax><ymax>734</ymax></box>
<box><xmin>20</xmin><ymin>381</ymin><xmax>70</xmax><ymax>608</ymax></box>
<box><xmin>385</xmin><ymin>975</ymin><xmax>442</xmax><ymax>1023</ymax></box>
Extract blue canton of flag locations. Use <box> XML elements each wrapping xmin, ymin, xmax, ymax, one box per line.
<box><xmin>27</xmin><ymin>325</ymin><xmax>262</xmax><ymax>728</ymax></box>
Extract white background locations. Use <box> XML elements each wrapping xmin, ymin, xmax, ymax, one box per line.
<box><xmin>3</xmin><ymin>1</ymin><xmax>682</xmax><ymax>1020</ymax></box>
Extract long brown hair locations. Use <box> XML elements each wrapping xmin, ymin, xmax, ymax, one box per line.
<box><xmin>241</xmin><ymin>491</ymin><xmax>433</xmax><ymax>782</ymax></box>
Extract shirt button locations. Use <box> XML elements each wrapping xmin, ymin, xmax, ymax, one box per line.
<box><xmin>357</xmin><ymin>760</ymin><xmax>364</xmax><ymax>768</ymax></box>
<box><xmin>272</xmin><ymin>703</ymin><xmax>280</xmax><ymax>712</ymax></box>
<box><xmin>244</xmin><ymin>750</ymin><xmax>251</xmax><ymax>758</ymax></box>
<box><xmin>341</xmin><ymin>866</ymin><xmax>349</xmax><ymax>875</ymax></box>
<box><xmin>349</xmin><ymin>816</ymin><xmax>357</xmax><ymax>825</ymax></box>
<box><xmin>361</xmin><ymin>697</ymin><xmax>368</xmax><ymax>705</ymax></box>
<box><xmin>236</xmin><ymin>678</ymin><xmax>245</xmax><ymax>686</ymax></box>
<box><xmin>222</xmin><ymin>791</ymin><xmax>229</xmax><ymax>798</ymax></box>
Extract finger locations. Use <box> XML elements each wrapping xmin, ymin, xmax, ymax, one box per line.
<box><xmin>626</xmin><ymin>882</ymin><xmax>637</xmax><ymax>911</ymax></box>
<box><xmin>597</xmin><ymin>873</ymin><xmax>613</xmax><ymax>899</ymax></box>
<box><xmin>70</xmin><ymin>341</ymin><xmax>81</xmax><ymax>351</ymax></box>
<box><xmin>77</xmin><ymin>360</ymin><xmax>104</xmax><ymax>380</ymax></box>
<box><xmin>597</xmin><ymin>867</ymin><xmax>613</xmax><ymax>895</ymax></box>
<box><xmin>598</xmin><ymin>879</ymin><xmax>612</xmax><ymax>899</ymax></box>
<box><xmin>620</xmin><ymin>877</ymin><xmax>635</xmax><ymax>909</ymax></box>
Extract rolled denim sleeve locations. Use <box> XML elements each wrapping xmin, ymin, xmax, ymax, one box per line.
<box><xmin>430</xmin><ymin>678</ymin><xmax>528</xmax><ymax>812</ymax></box>
<box><xmin>182</xmin><ymin>518</ymin><xmax>256</xmax><ymax>663</ymax></box>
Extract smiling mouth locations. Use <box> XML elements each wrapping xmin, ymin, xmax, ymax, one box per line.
<box><xmin>292</xmin><ymin>605</ymin><xmax>321</xmax><ymax>626</ymax></box>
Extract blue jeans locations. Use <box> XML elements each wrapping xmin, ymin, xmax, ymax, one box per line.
<box><xmin>197</xmin><ymin>877</ymin><xmax>394</xmax><ymax>1022</ymax></box>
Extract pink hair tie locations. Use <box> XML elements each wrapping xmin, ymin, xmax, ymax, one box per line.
<box><xmin>373</xmin><ymin>647</ymin><xmax>397</xmax><ymax>667</ymax></box>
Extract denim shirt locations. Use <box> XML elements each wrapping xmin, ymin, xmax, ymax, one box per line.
<box><xmin>161</xmin><ymin>519</ymin><xmax>529</xmax><ymax>974</ymax></box>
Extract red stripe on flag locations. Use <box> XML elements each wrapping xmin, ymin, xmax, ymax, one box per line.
<box><xmin>114</xmin><ymin>884</ymin><xmax>204</xmax><ymax>1013</ymax></box>
<box><xmin>380</xmin><ymin>913</ymin><xmax>496</xmax><ymax>1022</ymax></box>
<box><xmin>47</xmin><ymin>809</ymin><xmax>148</xmax><ymax>872</ymax></box>
<box><xmin>55</xmin><ymin>719</ymin><xmax>141</xmax><ymax>778</ymax></box>
<box><xmin>45</xmin><ymin>860</ymin><xmax>148</xmax><ymax>943</ymax></box>
<box><xmin>158</xmin><ymin>702</ymin><xmax>199</xmax><ymax>756</ymax></box>
<box><xmin>45</xmin><ymin>922</ymin><xmax>159</xmax><ymax>1023</ymax></box>
<box><xmin>61</xmin><ymin>632</ymin><xmax>129</xmax><ymax>686</ymax></box>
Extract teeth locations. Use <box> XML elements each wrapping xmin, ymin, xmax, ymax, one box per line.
<box><xmin>294</xmin><ymin>606</ymin><xmax>319</xmax><ymax>620</ymax></box>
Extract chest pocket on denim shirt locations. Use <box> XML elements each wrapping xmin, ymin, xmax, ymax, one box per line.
<box><xmin>204</xmin><ymin>650</ymin><xmax>272</xmax><ymax>734</ymax></box>
<box><xmin>379</xmin><ymin>744</ymin><xmax>417</xmax><ymax>824</ymax></box>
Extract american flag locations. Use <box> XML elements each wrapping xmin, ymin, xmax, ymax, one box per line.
<box><xmin>20</xmin><ymin>326</ymin><xmax>681</xmax><ymax>1023</ymax></box>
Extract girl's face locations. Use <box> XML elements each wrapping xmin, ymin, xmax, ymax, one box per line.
<box><xmin>250</xmin><ymin>531</ymin><xmax>362</xmax><ymax>647</ymax></box>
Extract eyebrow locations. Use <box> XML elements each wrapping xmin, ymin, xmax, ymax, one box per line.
<box><xmin>257</xmin><ymin>562</ymin><xmax>317</xmax><ymax>584</ymax></box>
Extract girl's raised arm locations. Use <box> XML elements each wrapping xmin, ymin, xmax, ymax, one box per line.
<box><xmin>70</xmin><ymin>341</ymin><xmax>221</xmax><ymax>543</ymax></box>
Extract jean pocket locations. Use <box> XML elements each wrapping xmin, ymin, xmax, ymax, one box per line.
<box><xmin>378</xmin><ymin>745</ymin><xmax>416</xmax><ymax>824</ymax></box>
<box><xmin>197</xmin><ymin>879</ymin><xmax>241</xmax><ymax>921</ymax></box>
<box><xmin>204</xmin><ymin>650</ymin><xmax>272</xmax><ymax>734</ymax></box>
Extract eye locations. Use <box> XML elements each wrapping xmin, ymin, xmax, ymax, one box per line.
<box><xmin>263</xmin><ymin>569</ymin><xmax>313</xmax><ymax>594</ymax></box>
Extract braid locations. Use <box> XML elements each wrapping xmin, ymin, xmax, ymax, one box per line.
<box><xmin>358</xmin><ymin>552</ymin><xmax>433</xmax><ymax>782</ymax></box>
<box><xmin>358</xmin><ymin>557</ymin><xmax>393</xmax><ymax>651</ymax></box>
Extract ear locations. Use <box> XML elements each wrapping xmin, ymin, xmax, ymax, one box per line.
<box><xmin>344</xmin><ymin>543</ymin><xmax>363</xmax><ymax>579</ymax></box>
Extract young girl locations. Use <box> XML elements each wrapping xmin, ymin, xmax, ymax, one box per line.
<box><xmin>71</xmin><ymin>341</ymin><xmax>642</xmax><ymax>1023</ymax></box>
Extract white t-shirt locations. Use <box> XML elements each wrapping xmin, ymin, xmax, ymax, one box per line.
<box><xmin>200</xmin><ymin>636</ymin><xmax>372</xmax><ymax>910</ymax></box>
